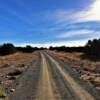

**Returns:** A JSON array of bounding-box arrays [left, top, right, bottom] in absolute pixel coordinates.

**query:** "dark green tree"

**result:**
[[0, 43, 16, 55]]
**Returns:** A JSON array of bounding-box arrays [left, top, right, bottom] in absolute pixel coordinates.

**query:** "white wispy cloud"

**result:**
[[52, 0, 100, 25], [43, 0, 100, 47], [83, 0, 100, 21], [57, 30, 94, 38], [16, 0, 100, 47]]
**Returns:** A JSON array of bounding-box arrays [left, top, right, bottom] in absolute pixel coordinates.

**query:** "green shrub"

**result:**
[[0, 85, 7, 98], [0, 43, 16, 56]]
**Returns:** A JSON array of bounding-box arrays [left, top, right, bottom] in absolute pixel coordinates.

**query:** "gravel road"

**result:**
[[7, 51, 100, 100]]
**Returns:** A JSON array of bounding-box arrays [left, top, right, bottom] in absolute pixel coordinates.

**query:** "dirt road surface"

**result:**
[[7, 51, 100, 100]]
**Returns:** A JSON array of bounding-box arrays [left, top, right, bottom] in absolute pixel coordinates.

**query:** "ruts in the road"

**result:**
[[8, 51, 100, 100]]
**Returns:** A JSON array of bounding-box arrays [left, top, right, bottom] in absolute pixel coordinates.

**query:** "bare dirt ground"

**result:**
[[0, 52, 38, 99], [49, 51, 100, 94], [6, 51, 100, 100], [35, 53, 61, 100], [0, 51, 99, 100]]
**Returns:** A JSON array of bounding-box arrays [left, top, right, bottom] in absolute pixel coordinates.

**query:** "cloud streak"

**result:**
[[83, 0, 100, 21], [51, 0, 100, 26], [43, 0, 100, 47], [57, 30, 95, 38]]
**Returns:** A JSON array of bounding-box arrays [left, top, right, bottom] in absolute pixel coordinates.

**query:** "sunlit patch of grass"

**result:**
[[0, 85, 7, 98]]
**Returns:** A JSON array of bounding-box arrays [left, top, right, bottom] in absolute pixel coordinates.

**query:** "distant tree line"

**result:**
[[0, 43, 16, 56], [16, 46, 39, 53], [85, 39, 100, 56], [49, 39, 100, 56], [49, 46, 85, 52], [0, 43, 45, 56], [0, 39, 100, 56]]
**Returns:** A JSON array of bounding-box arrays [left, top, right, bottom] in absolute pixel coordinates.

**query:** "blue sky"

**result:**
[[0, 0, 100, 47]]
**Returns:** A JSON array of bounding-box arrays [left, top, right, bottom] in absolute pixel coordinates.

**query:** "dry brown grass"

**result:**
[[0, 52, 35, 64], [0, 52, 38, 97], [0, 85, 7, 98], [49, 51, 100, 92]]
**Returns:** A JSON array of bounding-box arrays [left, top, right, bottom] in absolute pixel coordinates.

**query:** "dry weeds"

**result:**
[[0, 52, 38, 98], [49, 51, 100, 93]]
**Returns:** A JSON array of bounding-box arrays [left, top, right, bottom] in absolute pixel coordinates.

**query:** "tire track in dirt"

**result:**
[[45, 52, 97, 100], [35, 53, 61, 100], [6, 51, 99, 100], [7, 57, 41, 100]]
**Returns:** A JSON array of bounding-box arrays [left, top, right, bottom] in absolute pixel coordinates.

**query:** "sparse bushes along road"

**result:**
[[0, 43, 41, 56], [0, 43, 16, 56], [85, 39, 100, 56], [49, 38, 100, 57]]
